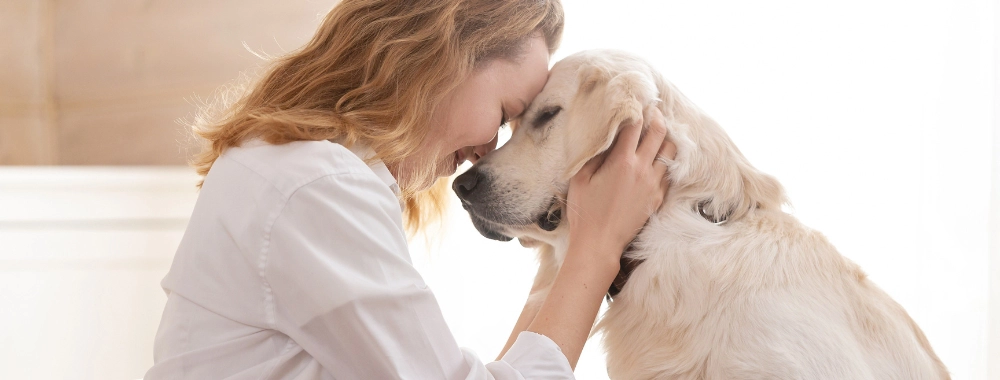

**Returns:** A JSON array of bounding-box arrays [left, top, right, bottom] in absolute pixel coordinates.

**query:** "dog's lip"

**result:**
[[462, 201, 553, 231], [459, 192, 562, 237], [468, 213, 513, 241], [463, 206, 529, 229], [462, 202, 548, 241], [459, 196, 529, 226]]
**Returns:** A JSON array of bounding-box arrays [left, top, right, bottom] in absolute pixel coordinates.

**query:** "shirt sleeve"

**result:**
[[264, 172, 575, 379]]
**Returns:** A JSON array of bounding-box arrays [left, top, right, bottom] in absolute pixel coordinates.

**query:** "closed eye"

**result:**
[[499, 107, 509, 128], [533, 106, 562, 128]]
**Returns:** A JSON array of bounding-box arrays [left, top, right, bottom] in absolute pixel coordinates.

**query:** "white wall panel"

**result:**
[[0, 167, 198, 379]]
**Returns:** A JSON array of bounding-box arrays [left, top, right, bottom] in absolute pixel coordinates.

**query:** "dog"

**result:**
[[452, 50, 949, 379]]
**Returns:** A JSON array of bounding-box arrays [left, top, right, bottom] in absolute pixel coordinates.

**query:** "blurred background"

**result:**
[[1, 0, 997, 379]]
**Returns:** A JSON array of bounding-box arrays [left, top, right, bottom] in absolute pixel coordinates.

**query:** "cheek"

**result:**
[[446, 107, 499, 149], [435, 71, 502, 151], [470, 120, 500, 146]]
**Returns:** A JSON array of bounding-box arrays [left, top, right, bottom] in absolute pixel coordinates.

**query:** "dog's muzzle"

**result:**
[[453, 167, 515, 241]]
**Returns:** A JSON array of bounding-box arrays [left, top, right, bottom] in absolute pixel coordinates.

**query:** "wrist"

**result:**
[[568, 228, 629, 259], [562, 241, 622, 285]]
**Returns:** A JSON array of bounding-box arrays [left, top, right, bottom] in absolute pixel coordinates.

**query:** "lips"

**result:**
[[468, 213, 513, 241], [452, 151, 462, 170]]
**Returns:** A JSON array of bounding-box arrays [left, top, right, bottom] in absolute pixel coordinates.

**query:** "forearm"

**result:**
[[525, 246, 618, 369], [498, 293, 544, 360]]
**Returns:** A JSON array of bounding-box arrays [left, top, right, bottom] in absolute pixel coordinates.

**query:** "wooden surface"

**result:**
[[0, 0, 338, 165]]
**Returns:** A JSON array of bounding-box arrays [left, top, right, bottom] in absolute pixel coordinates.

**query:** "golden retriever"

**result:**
[[453, 50, 949, 380]]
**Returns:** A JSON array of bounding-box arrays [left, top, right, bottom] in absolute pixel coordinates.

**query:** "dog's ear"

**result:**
[[692, 135, 788, 222], [577, 63, 611, 95], [707, 164, 786, 222], [562, 67, 660, 179], [737, 164, 786, 217]]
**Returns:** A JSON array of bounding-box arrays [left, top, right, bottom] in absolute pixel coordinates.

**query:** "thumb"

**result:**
[[574, 152, 606, 183]]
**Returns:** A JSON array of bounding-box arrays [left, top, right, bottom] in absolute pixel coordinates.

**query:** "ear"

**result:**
[[738, 164, 786, 215], [577, 63, 611, 94], [702, 159, 787, 222], [562, 68, 660, 179]]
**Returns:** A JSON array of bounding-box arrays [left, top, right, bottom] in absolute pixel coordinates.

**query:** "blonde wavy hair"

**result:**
[[190, 0, 563, 233]]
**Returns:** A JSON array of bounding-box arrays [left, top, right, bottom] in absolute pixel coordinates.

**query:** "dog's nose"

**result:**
[[453, 167, 481, 201]]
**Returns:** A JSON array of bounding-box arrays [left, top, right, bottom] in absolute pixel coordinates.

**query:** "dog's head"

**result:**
[[453, 50, 785, 246]]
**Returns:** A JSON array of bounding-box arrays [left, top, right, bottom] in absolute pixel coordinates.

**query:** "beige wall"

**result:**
[[0, 0, 338, 165], [0, 1, 55, 164]]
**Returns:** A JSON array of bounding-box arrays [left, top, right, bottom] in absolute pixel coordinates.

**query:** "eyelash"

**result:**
[[535, 106, 561, 128], [500, 108, 509, 129]]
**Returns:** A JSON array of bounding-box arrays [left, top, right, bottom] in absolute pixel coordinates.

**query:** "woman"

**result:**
[[146, 0, 674, 378]]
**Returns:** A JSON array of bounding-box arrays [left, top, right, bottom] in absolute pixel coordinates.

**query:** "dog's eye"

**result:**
[[533, 106, 562, 128]]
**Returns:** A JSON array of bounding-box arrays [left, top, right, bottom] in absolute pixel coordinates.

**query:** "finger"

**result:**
[[638, 108, 667, 162], [660, 133, 678, 160], [608, 117, 643, 161], [652, 140, 677, 178], [574, 151, 606, 182], [651, 141, 676, 213]]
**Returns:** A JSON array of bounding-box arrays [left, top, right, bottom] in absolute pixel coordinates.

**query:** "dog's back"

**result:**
[[597, 206, 949, 379]]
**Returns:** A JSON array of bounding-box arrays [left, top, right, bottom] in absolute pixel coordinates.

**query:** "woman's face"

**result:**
[[396, 36, 551, 185]]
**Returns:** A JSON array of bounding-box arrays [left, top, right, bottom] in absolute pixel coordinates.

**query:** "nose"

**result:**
[[469, 133, 500, 164], [453, 166, 481, 202]]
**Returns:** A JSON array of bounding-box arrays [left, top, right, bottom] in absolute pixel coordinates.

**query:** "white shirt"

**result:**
[[145, 140, 574, 379]]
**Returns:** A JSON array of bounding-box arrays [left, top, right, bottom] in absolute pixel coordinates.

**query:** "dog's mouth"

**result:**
[[462, 196, 564, 241], [466, 213, 514, 242]]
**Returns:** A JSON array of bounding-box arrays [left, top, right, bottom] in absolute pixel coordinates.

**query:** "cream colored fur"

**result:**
[[471, 50, 949, 379]]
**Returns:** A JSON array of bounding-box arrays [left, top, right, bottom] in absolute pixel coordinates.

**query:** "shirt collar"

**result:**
[[343, 143, 401, 197]]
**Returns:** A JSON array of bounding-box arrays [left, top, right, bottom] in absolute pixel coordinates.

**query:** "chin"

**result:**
[[435, 152, 462, 178], [393, 155, 458, 194], [440, 162, 459, 178]]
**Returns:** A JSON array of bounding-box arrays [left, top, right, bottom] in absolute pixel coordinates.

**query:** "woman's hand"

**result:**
[[565, 107, 676, 272], [524, 107, 675, 369]]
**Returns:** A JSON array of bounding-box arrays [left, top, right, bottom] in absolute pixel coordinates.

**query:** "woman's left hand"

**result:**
[[565, 107, 677, 270], [524, 107, 676, 369]]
